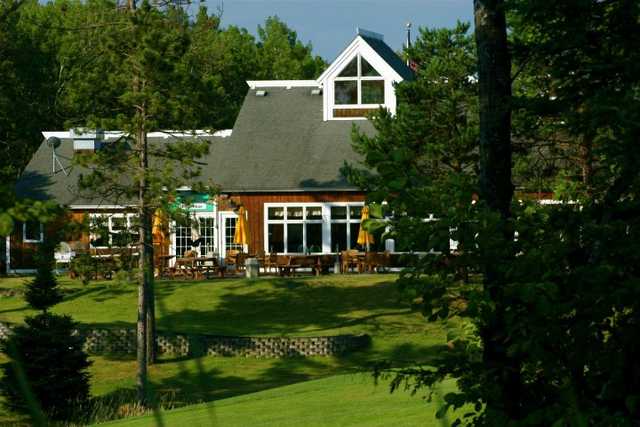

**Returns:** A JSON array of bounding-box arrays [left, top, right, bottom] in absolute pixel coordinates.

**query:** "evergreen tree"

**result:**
[[348, 2, 640, 425], [1, 242, 91, 424], [66, 0, 213, 403], [256, 16, 326, 80], [24, 240, 62, 311]]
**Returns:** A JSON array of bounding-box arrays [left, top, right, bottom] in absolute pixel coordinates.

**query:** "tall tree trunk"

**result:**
[[474, 0, 520, 421], [475, 0, 513, 218], [146, 262, 156, 364], [136, 126, 149, 404]]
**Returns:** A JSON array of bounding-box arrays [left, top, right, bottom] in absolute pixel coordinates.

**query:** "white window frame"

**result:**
[[218, 211, 246, 258], [88, 213, 139, 249], [331, 53, 387, 120], [263, 202, 365, 254], [23, 221, 44, 243], [170, 211, 218, 260]]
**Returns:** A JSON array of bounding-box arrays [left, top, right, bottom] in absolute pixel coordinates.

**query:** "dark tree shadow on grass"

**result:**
[[153, 277, 413, 337]]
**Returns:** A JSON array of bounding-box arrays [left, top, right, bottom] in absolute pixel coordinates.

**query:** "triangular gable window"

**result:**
[[361, 57, 381, 77], [338, 57, 358, 77], [333, 54, 386, 116]]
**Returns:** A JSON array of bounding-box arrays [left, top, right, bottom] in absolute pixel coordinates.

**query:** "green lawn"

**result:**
[[0, 274, 429, 338], [0, 274, 451, 425], [96, 374, 457, 427]]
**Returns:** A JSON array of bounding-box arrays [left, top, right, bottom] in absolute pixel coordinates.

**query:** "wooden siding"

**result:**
[[7, 192, 365, 270], [220, 192, 366, 254], [8, 213, 87, 270]]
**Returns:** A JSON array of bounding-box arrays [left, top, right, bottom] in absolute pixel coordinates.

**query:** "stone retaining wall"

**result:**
[[0, 322, 370, 358]]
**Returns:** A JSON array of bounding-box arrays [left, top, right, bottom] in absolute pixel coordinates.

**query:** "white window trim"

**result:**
[[263, 202, 365, 254], [332, 53, 386, 112], [217, 211, 246, 259], [23, 222, 44, 243], [170, 211, 218, 262], [89, 213, 139, 249]]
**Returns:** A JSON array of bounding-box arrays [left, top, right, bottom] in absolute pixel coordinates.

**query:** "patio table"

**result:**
[[194, 257, 226, 279]]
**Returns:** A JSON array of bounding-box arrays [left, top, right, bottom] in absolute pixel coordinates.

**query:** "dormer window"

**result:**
[[333, 54, 385, 118]]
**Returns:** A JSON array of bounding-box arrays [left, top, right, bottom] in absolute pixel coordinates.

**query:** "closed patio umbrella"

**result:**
[[152, 209, 168, 251], [357, 206, 375, 251], [233, 206, 249, 249]]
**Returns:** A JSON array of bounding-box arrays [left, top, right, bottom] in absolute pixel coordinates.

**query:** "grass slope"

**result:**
[[0, 275, 427, 338], [0, 275, 451, 425], [97, 374, 456, 427]]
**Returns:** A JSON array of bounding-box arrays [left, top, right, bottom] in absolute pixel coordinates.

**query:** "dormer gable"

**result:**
[[317, 29, 413, 121]]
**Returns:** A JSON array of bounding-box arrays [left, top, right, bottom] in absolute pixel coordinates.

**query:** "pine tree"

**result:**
[[24, 241, 62, 311], [1, 242, 91, 424]]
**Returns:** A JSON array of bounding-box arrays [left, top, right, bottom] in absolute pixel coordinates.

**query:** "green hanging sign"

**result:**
[[173, 192, 215, 212]]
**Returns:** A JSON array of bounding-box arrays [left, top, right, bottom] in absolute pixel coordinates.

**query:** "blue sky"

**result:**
[[202, 0, 473, 61]]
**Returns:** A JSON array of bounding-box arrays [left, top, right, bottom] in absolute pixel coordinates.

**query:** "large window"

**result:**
[[330, 205, 363, 252], [265, 205, 325, 254], [333, 54, 385, 118], [89, 214, 139, 248], [264, 203, 364, 254], [174, 215, 217, 258]]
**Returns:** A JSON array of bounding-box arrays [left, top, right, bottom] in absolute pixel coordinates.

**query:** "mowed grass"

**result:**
[[0, 274, 451, 425], [0, 274, 425, 338], [96, 374, 458, 427]]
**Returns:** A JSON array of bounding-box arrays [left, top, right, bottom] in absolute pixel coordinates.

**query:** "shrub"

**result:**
[[24, 242, 62, 311], [1, 313, 91, 422], [1, 240, 92, 424], [69, 253, 96, 285]]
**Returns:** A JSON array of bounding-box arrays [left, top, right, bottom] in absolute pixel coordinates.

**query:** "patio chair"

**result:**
[[224, 249, 239, 271], [236, 252, 249, 272], [341, 250, 360, 273], [363, 251, 391, 273], [255, 250, 277, 274]]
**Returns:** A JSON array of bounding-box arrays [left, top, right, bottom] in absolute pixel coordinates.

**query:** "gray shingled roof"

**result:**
[[15, 87, 373, 205], [15, 134, 228, 206], [202, 87, 374, 192], [360, 35, 415, 82]]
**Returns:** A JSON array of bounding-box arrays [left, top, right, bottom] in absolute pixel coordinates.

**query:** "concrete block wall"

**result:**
[[0, 322, 370, 358]]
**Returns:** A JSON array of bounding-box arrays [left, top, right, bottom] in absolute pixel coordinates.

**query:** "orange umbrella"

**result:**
[[233, 206, 249, 248], [357, 206, 374, 250]]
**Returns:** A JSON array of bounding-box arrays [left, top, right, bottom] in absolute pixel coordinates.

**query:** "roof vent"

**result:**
[[255, 90, 267, 97], [310, 88, 322, 96]]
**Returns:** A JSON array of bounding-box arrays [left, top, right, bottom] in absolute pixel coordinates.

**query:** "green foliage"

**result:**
[[1, 213, 91, 424], [1, 312, 91, 423], [0, 0, 58, 184], [347, 7, 640, 425], [510, 0, 640, 200], [69, 253, 96, 286], [256, 16, 327, 81], [24, 241, 63, 311], [344, 23, 479, 253]]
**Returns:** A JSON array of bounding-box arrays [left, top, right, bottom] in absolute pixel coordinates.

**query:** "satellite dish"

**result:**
[[46, 136, 68, 176], [47, 136, 61, 149]]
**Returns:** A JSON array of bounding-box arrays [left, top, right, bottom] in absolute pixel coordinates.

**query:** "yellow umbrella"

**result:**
[[233, 206, 249, 248], [357, 206, 375, 250], [152, 209, 168, 244], [152, 209, 168, 276]]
